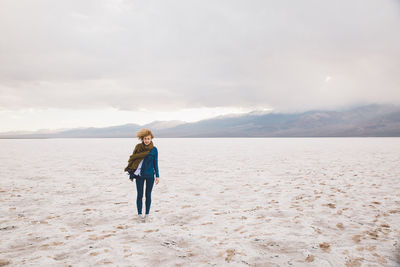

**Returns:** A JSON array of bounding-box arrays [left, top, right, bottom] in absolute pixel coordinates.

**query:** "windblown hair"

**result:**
[[136, 128, 154, 140]]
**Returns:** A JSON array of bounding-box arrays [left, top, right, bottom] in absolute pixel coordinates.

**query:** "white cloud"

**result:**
[[0, 0, 399, 130]]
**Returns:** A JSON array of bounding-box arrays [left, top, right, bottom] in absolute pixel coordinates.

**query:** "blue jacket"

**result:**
[[139, 147, 159, 178]]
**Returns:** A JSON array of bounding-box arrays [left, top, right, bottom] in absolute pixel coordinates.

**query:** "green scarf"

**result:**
[[124, 141, 154, 172]]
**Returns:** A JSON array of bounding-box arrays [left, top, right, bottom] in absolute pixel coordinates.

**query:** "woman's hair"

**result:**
[[136, 128, 154, 140]]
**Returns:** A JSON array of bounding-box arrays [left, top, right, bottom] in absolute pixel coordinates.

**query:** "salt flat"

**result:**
[[0, 137, 399, 266]]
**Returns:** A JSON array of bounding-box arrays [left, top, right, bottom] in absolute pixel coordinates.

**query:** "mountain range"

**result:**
[[1, 104, 400, 138]]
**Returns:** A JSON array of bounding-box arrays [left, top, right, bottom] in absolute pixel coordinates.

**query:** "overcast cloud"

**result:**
[[0, 0, 399, 130]]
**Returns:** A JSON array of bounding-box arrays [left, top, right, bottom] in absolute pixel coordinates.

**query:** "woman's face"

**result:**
[[143, 135, 152, 145]]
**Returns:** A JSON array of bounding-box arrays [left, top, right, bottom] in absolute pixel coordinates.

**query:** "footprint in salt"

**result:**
[[318, 242, 331, 252], [366, 245, 376, 251], [225, 249, 235, 263], [345, 257, 364, 267], [356, 246, 364, 251], [115, 225, 129, 230], [88, 233, 114, 241], [54, 253, 68, 261], [89, 252, 101, 256], [323, 203, 336, 209], [0, 260, 11, 266], [39, 242, 64, 250], [207, 236, 216, 241], [336, 222, 345, 230], [305, 254, 315, 262], [96, 259, 113, 265], [144, 229, 159, 233], [372, 252, 388, 265], [364, 229, 379, 240], [352, 234, 362, 243], [234, 225, 245, 232]]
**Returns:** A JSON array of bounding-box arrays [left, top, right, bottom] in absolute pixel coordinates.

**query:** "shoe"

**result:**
[[144, 214, 152, 222], [137, 214, 144, 223]]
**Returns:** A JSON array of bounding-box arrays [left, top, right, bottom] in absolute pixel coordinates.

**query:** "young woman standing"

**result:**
[[124, 128, 160, 222]]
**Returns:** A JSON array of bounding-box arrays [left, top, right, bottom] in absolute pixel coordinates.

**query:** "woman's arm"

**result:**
[[153, 148, 159, 178]]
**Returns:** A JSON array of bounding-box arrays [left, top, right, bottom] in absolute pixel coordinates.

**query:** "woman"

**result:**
[[124, 128, 160, 223]]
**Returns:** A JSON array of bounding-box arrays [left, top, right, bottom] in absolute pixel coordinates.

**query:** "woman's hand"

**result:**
[[155, 178, 160, 185]]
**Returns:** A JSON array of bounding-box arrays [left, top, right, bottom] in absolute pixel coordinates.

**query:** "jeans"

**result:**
[[134, 175, 155, 215]]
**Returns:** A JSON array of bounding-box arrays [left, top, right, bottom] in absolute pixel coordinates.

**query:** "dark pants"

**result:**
[[134, 175, 155, 215]]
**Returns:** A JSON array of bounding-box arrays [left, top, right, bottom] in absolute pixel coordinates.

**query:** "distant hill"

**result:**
[[1, 104, 400, 138]]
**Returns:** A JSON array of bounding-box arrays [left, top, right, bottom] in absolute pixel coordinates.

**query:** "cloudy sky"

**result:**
[[1, 0, 399, 132]]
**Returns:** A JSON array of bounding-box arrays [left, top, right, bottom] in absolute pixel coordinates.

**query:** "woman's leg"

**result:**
[[144, 176, 155, 214], [135, 176, 145, 214]]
